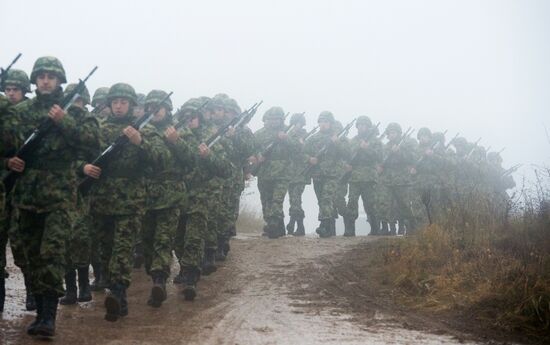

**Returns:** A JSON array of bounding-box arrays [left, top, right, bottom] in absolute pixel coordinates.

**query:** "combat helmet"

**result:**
[[145, 90, 173, 111], [0, 69, 30, 93], [263, 106, 285, 122], [92, 87, 109, 107], [30, 56, 67, 84], [107, 83, 137, 106], [290, 112, 306, 126], [318, 111, 335, 123], [64, 83, 90, 105], [355, 116, 372, 127]]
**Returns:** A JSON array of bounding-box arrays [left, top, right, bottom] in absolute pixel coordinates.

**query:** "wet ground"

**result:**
[[1, 233, 487, 345]]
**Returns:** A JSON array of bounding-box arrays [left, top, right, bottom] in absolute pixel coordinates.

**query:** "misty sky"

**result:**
[[3, 0, 549, 173]]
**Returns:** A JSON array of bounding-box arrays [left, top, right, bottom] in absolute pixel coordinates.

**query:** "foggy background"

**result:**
[[3, 0, 549, 233]]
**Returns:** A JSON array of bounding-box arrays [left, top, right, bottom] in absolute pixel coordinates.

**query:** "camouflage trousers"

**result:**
[[65, 209, 92, 270], [258, 178, 288, 226], [347, 181, 379, 228], [2, 205, 27, 273], [287, 182, 306, 219], [217, 181, 241, 241], [204, 187, 222, 251], [313, 177, 338, 220], [18, 208, 71, 297], [175, 198, 207, 271], [142, 207, 179, 278], [378, 184, 416, 228], [92, 214, 141, 287], [332, 180, 349, 219]]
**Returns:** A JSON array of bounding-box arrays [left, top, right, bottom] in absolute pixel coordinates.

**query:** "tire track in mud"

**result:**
[[1, 233, 482, 345]]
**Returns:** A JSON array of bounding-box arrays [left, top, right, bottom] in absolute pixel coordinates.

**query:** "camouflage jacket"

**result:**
[[348, 132, 383, 183], [227, 126, 257, 187], [414, 141, 448, 188], [7, 88, 100, 213], [89, 113, 153, 216], [380, 136, 416, 186], [254, 125, 300, 181], [288, 127, 310, 184], [303, 129, 348, 179], [142, 119, 187, 211]]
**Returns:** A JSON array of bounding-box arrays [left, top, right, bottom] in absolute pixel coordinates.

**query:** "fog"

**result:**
[[3, 0, 549, 231]]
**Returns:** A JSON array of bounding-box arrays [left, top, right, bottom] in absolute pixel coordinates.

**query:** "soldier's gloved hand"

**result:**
[[198, 143, 210, 157], [309, 157, 318, 165], [360, 140, 370, 149], [48, 104, 66, 123], [345, 164, 352, 172], [164, 126, 179, 144], [257, 154, 265, 163], [84, 164, 102, 179], [226, 126, 236, 137], [123, 126, 142, 145], [278, 131, 288, 140], [7, 157, 25, 172], [248, 155, 258, 165]]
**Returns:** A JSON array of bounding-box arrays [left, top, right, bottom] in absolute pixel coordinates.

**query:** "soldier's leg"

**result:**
[[179, 208, 206, 301], [314, 178, 336, 237], [141, 210, 156, 275], [363, 183, 380, 235], [270, 180, 288, 238], [345, 182, 361, 236]]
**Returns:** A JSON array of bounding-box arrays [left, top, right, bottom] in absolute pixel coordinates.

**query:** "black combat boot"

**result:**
[[0, 273, 5, 313], [60, 270, 77, 305], [343, 218, 356, 237], [77, 266, 92, 302], [216, 237, 227, 262], [286, 216, 296, 235], [148, 272, 167, 308], [24, 273, 36, 311], [329, 218, 336, 236], [315, 220, 330, 238], [266, 221, 280, 239], [104, 283, 125, 322], [34, 294, 58, 338], [182, 267, 200, 301], [293, 218, 305, 236], [26, 295, 43, 336], [202, 249, 217, 276]]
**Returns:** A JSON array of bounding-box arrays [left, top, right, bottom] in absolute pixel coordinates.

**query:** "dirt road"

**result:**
[[1, 233, 482, 345]]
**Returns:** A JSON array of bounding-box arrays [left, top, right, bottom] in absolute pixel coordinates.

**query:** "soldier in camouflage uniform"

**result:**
[[331, 121, 352, 235], [59, 84, 100, 306], [378, 123, 417, 235], [344, 116, 383, 236], [5, 57, 99, 337], [253, 106, 299, 239], [140, 90, 187, 308], [91, 87, 111, 119], [1, 69, 33, 312], [286, 113, 309, 236], [86, 83, 157, 322], [169, 98, 232, 300], [303, 111, 347, 238], [0, 94, 9, 313]]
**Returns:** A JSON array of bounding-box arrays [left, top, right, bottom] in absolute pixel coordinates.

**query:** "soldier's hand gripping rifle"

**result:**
[[206, 101, 263, 148], [339, 122, 381, 183], [300, 118, 356, 176], [78, 91, 173, 195], [3, 66, 98, 193], [0, 53, 22, 89], [380, 127, 414, 166]]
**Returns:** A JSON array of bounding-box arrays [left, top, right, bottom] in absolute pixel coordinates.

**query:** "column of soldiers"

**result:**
[[0, 55, 516, 339], [0, 56, 256, 337]]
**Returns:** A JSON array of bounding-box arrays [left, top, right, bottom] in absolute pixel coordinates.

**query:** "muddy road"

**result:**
[[1, 234, 484, 345]]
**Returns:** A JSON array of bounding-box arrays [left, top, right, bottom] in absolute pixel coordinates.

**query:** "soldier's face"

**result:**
[[36, 72, 59, 94], [187, 116, 200, 129], [151, 106, 167, 122], [357, 124, 369, 135], [419, 135, 431, 145], [111, 98, 131, 116], [213, 107, 225, 120], [388, 130, 400, 141], [133, 105, 145, 118], [319, 120, 331, 132], [4, 85, 24, 104], [73, 98, 85, 109]]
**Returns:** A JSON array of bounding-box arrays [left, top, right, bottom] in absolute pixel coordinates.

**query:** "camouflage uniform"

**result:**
[[345, 116, 383, 235], [331, 121, 352, 228], [303, 111, 347, 237], [254, 107, 300, 239], [378, 123, 417, 235]]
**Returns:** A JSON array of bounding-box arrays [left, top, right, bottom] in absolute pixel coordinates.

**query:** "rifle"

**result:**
[[300, 118, 356, 176], [445, 132, 460, 150], [206, 101, 262, 148], [416, 129, 448, 165], [497, 147, 506, 155], [3, 66, 98, 193], [304, 125, 319, 141], [465, 137, 482, 159], [0, 53, 22, 88], [172, 100, 210, 130], [502, 164, 522, 177], [380, 127, 414, 166], [339, 122, 381, 183], [78, 91, 173, 195], [237, 101, 263, 128]]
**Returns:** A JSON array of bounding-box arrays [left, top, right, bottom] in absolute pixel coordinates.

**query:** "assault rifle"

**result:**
[[502, 164, 522, 177], [465, 137, 482, 159], [172, 100, 210, 130], [339, 122, 381, 183], [206, 101, 262, 148], [416, 129, 448, 165], [304, 125, 319, 141], [0, 53, 22, 89], [3, 66, 98, 193], [300, 118, 356, 176], [445, 132, 460, 150], [78, 91, 173, 195], [380, 127, 414, 166]]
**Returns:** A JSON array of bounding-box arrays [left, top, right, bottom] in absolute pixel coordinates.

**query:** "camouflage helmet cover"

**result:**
[[417, 127, 432, 139], [92, 87, 110, 107], [290, 112, 306, 126], [452, 137, 468, 148], [64, 83, 91, 105], [107, 82, 137, 106], [179, 97, 204, 120], [30, 56, 67, 84], [1, 69, 30, 93], [318, 110, 335, 123], [145, 89, 173, 111], [355, 115, 372, 127], [386, 122, 402, 135], [263, 106, 285, 121], [224, 98, 241, 114]]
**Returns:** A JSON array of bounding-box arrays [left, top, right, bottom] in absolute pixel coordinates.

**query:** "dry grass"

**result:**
[[373, 174, 550, 342]]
